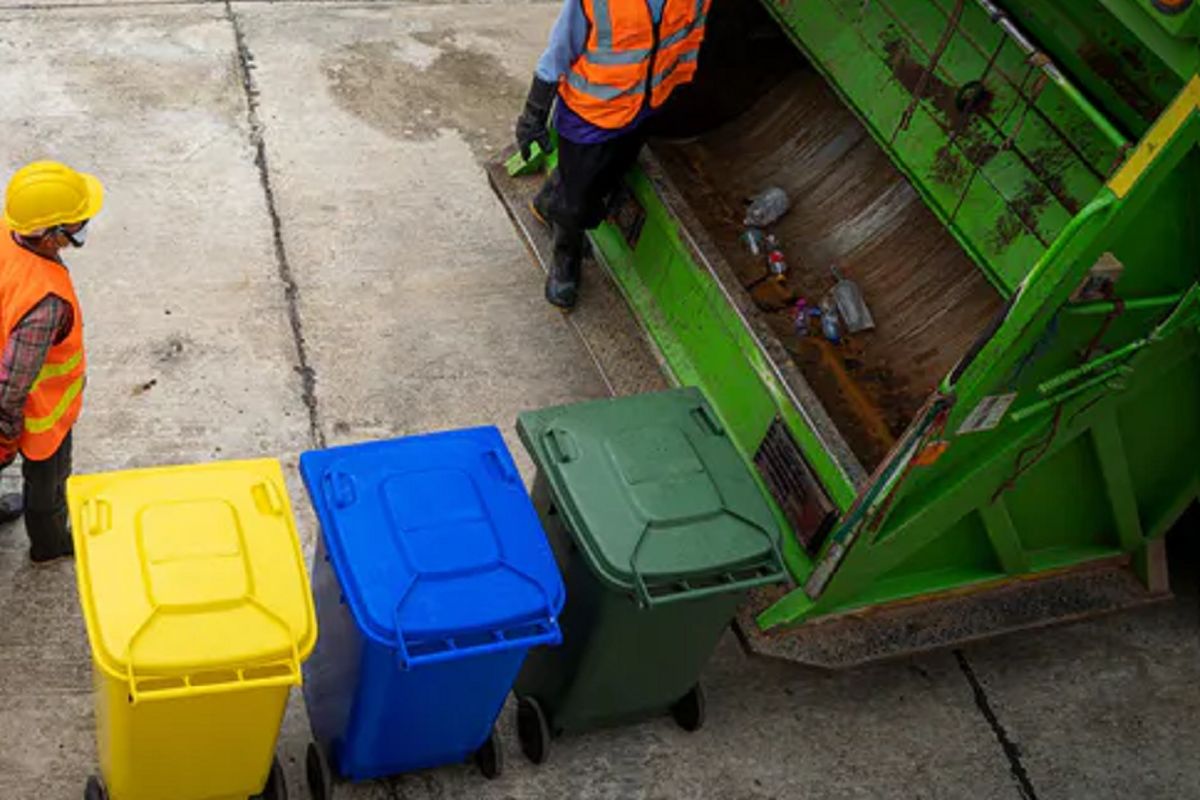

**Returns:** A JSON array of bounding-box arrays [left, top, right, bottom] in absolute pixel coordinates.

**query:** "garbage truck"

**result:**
[[490, 0, 1200, 667]]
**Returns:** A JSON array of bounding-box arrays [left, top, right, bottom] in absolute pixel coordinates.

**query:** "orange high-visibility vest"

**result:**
[[0, 224, 86, 460], [559, 0, 711, 130]]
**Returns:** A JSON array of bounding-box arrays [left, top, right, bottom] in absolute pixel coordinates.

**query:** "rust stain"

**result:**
[[989, 177, 1054, 251], [991, 211, 1025, 250], [881, 35, 994, 131], [879, 27, 1093, 256], [883, 35, 962, 126], [1119, 46, 1146, 73], [801, 338, 897, 451], [1010, 180, 1050, 236], [962, 140, 999, 166], [1024, 145, 1087, 215], [931, 145, 968, 186], [881, 31, 1002, 189], [1077, 42, 1163, 123], [1043, 174, 1080, 215]]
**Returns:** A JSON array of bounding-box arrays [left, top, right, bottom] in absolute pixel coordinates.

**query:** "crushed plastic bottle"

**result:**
[[819, 296, 841, 344], [741, 227, 766, 256], [831, 265, 875, 333], [765, 234, 787, 276], [744, 187, 790, 228], [793, 298, 810, 334], [793, 300, 821, 337]]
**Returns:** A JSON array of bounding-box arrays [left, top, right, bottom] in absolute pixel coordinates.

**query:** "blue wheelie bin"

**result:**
[[298, 427, 566, 797]]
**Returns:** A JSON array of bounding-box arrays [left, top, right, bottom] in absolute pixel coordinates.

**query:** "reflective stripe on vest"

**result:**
[[593, 0, 613, 49], [560, 0, 709, 130], [566, 71, 642, 102], [30, 350, 82, 393], [24, 374, 84, 434], [658, 11, 706, 50], [652, 49, 699, 89]]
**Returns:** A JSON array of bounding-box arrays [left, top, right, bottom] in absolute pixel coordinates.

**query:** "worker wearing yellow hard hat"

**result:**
[[0, 161, 102, 565]]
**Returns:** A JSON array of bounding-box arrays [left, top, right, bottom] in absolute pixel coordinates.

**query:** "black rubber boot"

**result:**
[[0, 493, 23, 525], [529, 172, 559, 229], [28, 507, 73, 566], [546, 223, 583, 310], [30, 534, 73, 566]]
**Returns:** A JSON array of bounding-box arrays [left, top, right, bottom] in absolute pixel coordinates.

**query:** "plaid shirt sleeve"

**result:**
[[0, 295, 73, 453]]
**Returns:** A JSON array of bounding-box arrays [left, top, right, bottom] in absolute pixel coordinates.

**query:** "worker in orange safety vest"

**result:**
[[516, 0, 710, 309], [0, 161, 102, 565]]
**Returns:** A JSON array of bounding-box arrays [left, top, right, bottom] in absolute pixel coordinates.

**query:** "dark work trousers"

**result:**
[[539, 129, 646, 274], [22, 431, 73, 561]]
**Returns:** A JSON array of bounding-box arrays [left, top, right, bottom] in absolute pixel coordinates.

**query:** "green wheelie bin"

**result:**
[[514, 387, 786, 762]]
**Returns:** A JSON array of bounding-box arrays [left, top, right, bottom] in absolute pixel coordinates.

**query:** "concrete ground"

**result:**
[[0, 1, 1196, 798]]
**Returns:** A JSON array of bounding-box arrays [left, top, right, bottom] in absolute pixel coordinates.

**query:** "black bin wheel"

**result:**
[[306, 742, 333, 800], [84, 775, 108, 800], [252, 755, 288, 800], [516, 695, 551, 765], [474, 726, 504, 779], [670, 683, 706, 733]]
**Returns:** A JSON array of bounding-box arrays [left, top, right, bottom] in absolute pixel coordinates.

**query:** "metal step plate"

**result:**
[[735, 556, 1171, 669], [485, 157, 668, 399]]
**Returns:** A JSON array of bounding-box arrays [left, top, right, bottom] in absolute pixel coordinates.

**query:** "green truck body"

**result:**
[[494, 0, 1200, 664]]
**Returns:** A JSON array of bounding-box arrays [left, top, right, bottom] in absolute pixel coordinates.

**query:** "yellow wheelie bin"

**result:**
[[68, 459, 317, 800]]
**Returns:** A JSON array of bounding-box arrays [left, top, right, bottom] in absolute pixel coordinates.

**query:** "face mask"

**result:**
[[64, 223, 89, 248]]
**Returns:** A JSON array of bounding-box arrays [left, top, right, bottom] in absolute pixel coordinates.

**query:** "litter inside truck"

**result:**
[[652, 62, 1004, 469], [490, 0, 1200, 667]]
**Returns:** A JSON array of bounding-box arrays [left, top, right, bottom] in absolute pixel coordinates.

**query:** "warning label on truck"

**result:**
[[957, 393, 1017, 435]]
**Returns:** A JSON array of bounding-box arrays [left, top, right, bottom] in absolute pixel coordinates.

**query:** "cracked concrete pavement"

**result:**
[[0, 2, 1196, 798]]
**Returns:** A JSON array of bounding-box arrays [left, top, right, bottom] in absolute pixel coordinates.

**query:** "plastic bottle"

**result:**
[[741, 228, 766, 256], [793, 298, 810, 335], [766, 234, 787, 276], [820, 296, 841, 343], [831, 264, 875, 333], [744, 187, 790, 227]]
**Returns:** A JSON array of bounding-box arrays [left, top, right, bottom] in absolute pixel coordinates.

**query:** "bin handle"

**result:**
[[251, 480, 286, 516], [82, 498, 111, 537], [627, 512, 786, 608], [543, 428, 577, 464], [484, 448, 519, 484], [390, 560, 560, 671], [322, 470, 357, 509], [123, 597, 300, 705], [392, 614, 561, 671], [690, 404, 724, 436]]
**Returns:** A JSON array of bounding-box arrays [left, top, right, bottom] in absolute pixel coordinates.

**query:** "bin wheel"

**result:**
[[474, 727, 504, 779], [671, 684, 706, 733], [84, 775, 108, 800], [306, 742, 333, 800], [516, 695, 551, 765], [253, 755, 288, 800]]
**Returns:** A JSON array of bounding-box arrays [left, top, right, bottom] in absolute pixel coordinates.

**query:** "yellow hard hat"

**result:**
[[4, 161, 104, 235]]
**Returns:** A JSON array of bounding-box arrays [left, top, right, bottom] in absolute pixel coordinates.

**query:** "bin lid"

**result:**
[[517, 388, 784, 604], [299, 427, 564, 661], [67, 459, 317, 680]]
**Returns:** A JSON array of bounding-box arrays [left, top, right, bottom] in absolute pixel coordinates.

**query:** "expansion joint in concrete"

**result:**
[[224, 0, 326, 449], [955, 650, 1040, 800]]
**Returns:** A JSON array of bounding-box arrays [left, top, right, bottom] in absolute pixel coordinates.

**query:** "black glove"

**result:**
[[515, 75, 558, 160]]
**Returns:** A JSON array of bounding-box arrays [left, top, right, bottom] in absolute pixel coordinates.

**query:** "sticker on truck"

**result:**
[[957, 393, 1017, 434]]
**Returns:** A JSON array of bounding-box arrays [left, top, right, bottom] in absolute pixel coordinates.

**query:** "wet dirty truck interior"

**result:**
[[646, 0, 1103, 471]]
